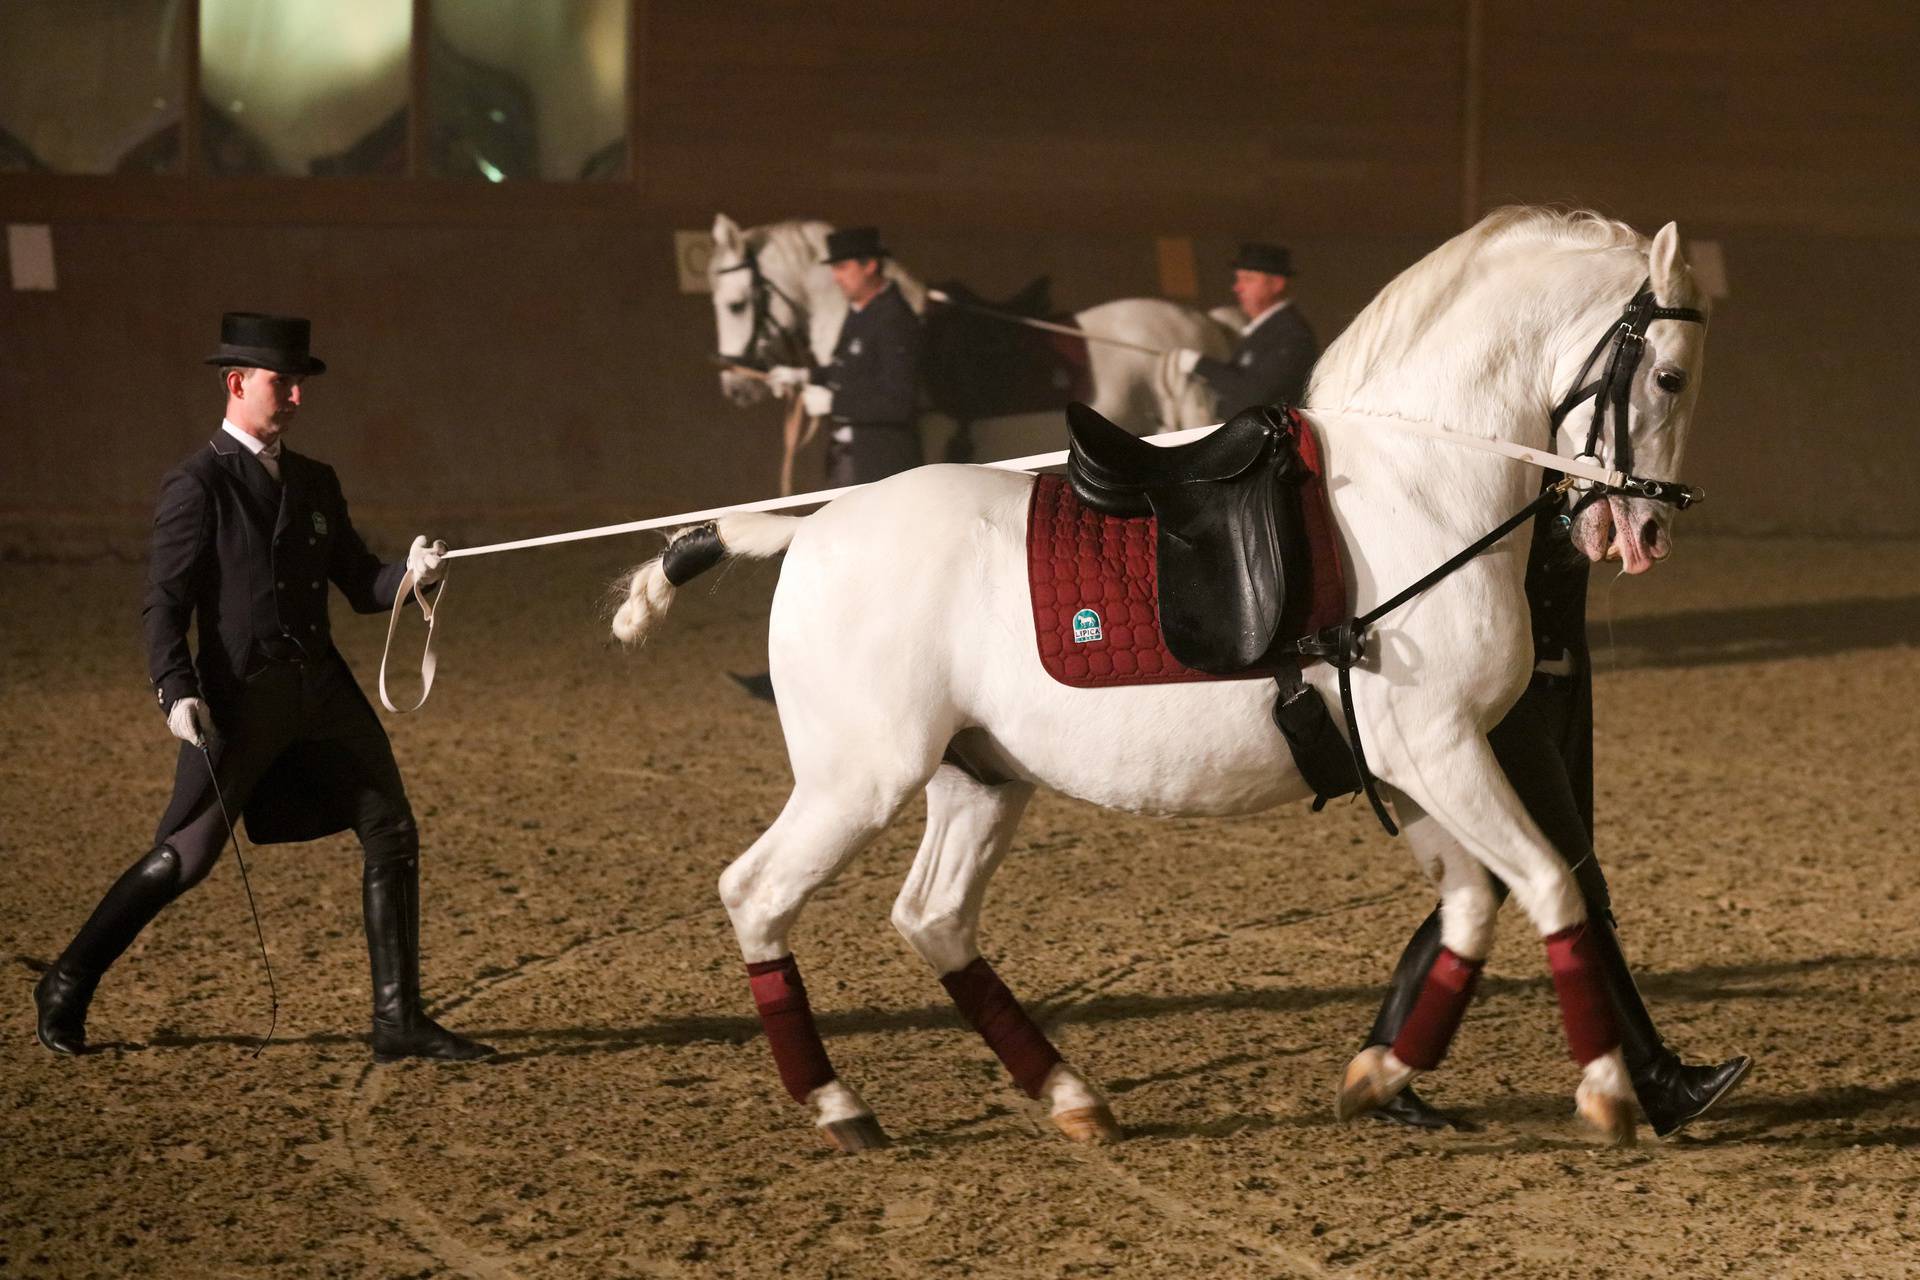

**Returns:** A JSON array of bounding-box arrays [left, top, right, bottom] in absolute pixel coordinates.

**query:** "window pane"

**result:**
[[200, 0, 411, 176], [0, 0, 184, 174], [427, 0, 628, 182]]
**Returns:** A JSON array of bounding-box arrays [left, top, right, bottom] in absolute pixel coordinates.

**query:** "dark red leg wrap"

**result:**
[[746, 956, 836, 1104], [1390, 947, 1484, 1071], [1545, 923, 1622, 1064], [940, 956, 1063, 1099]]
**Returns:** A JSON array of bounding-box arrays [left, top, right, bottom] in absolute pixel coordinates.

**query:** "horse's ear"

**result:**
[[1649, 221, 1686, 300], [712, 213, 742, 254]]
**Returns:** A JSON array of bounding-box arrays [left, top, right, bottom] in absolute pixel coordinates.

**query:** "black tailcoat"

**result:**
[[816, 282, 924, 427], [144, 430, 411, 845], [1193, 303, 1319, 417]]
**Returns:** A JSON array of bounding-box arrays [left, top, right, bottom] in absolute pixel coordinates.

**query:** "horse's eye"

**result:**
[[727, 302, 748, 316], [1655, 368, 1688, 394]]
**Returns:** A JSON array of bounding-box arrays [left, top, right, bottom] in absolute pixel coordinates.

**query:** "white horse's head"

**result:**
[[1312, 208, 1712, 576], [1553, 222, 1710, 573], [709, 213, 814, 407]]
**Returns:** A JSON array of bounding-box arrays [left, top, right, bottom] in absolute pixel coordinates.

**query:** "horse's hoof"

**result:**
[[1336, 1045, 1408, 1123], [1577, 1091, 1638, 1147], [819, 1116, 892, 1153], [1053, 1104, 1122, 1144]]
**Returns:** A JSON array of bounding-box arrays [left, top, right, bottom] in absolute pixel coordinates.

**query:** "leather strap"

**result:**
[[378, 569, 442, 714], [1300, 481, 1570, 836]]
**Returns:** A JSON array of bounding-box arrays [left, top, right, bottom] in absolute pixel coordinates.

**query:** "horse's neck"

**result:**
[[1312, 252, 1637, 509], [755, 220, 930, 363], [1307, 253, 1637, 598]]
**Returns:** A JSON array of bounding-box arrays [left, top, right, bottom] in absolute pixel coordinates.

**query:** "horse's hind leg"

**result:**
[[890, 765, 1120, 1144], [1339, 813, 1499, 1121], [719, 783, 902, 1152]]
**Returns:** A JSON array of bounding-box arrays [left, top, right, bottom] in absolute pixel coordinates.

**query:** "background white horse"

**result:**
[[635, 208, 1709, 1152], [707, 213, 1233, 444]]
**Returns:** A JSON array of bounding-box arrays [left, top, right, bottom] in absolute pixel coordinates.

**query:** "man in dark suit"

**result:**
[[1175, 242, 1319, 417], [768, 226, 924, 486], [33, 312, 492, 1063]]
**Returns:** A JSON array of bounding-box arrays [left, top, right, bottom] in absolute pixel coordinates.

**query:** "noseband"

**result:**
[[715, 248, 809, 370], [1549, 280, 1707, 513]]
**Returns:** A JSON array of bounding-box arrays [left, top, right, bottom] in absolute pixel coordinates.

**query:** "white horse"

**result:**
[[633, 207, 1710, 1151], [707, 213, 1232, 436]]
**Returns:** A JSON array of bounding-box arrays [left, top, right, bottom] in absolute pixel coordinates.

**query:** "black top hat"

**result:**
[[203, 312, 327, 376], [823, 226, 889, 264], [1231, 242, 1295, 277]]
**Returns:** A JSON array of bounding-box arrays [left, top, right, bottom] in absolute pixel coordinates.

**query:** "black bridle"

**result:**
[[714, 247, 810, 371], [1299, 281, 1709, 836], [1548, 279, 1707, 516]]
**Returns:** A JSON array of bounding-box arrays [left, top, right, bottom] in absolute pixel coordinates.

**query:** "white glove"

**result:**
[[767, 366, 812, 394], [802, 384, 834, 418], [407, 535, 448, 588], [1174, 348, 1203, 377], [167, 697, 213, 748]]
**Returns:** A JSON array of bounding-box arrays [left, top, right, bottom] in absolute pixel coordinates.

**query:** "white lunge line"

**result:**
[[380, 413, 1623, 711]]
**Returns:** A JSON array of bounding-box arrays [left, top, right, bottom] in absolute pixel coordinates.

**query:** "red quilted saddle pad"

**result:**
[[1026, 415, 1347, 688]]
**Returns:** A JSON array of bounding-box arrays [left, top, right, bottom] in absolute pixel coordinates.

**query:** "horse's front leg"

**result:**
[[890, 766, 1120, 1143], [1383, 730, 1636, 1145], [1338, 812, 1499, 1120]]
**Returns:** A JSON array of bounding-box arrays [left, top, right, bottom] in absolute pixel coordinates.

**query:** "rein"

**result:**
[[924, 288, 1173, 358]]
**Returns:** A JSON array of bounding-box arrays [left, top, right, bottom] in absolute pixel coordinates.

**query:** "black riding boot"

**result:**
[[364, 855, 494, 1062], [1362, 910, 1463, 1130], [34, 845, 184, 1054], [1588, 918, 1750, 1137]]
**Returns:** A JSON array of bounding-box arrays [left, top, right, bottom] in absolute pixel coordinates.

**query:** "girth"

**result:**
[[1066, 402, 1313, 674]]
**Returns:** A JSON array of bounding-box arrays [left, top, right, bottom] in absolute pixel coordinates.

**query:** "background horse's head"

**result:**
[[708, 213, 813, 407], [1553, 222, 1710, 573]]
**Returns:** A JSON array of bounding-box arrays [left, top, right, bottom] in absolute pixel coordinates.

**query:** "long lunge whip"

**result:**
[[196, 739, 279, 1056]]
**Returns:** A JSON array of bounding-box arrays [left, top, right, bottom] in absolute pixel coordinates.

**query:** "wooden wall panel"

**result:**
[[641, 0, 1465, 234], [1481, 1, 1920, 234]]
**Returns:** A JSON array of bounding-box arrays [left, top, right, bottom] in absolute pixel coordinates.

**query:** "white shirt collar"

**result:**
[[221, 419, 280, 457], [1241, 298, 1293, 336]]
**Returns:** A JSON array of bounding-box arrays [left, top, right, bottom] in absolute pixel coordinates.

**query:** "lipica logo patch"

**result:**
[[1072, 608, 1103, 643]]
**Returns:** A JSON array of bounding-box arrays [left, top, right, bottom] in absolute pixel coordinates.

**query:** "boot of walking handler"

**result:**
[[1588, 918, 1751, 1136], [1356, 912, 1465, 1130], [34, 845, 185, 1054], [363, 854, 494, 1062]]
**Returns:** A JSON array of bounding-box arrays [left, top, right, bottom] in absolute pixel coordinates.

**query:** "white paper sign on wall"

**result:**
[[1687, 240, 1729, 300], [8, 224, 57, 291], [675, 230, 714, 294]]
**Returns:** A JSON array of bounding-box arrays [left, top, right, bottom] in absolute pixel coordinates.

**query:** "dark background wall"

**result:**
[[3, 0, 1916, 556]]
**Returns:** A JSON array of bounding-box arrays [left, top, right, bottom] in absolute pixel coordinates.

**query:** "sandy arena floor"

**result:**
[[2, 532, 1917, 1278]]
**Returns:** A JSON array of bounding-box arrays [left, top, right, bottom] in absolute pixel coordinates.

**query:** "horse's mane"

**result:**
[[1308, 206, 1654, 423]]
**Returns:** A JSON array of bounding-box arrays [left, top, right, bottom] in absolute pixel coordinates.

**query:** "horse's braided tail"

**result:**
[[610, 513, 801, 646]]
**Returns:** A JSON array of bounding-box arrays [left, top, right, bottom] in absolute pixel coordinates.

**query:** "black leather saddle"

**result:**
[[1066, 402, 1314, 674]]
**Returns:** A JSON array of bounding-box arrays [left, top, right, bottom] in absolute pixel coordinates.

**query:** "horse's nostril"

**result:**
[[1640, 517, 1663, 554]]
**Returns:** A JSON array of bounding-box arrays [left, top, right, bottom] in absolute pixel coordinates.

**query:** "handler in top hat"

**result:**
[[767, 226, 924, 486], [32, 312, 492, 1063], [1175, 242, 1319, 417]]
